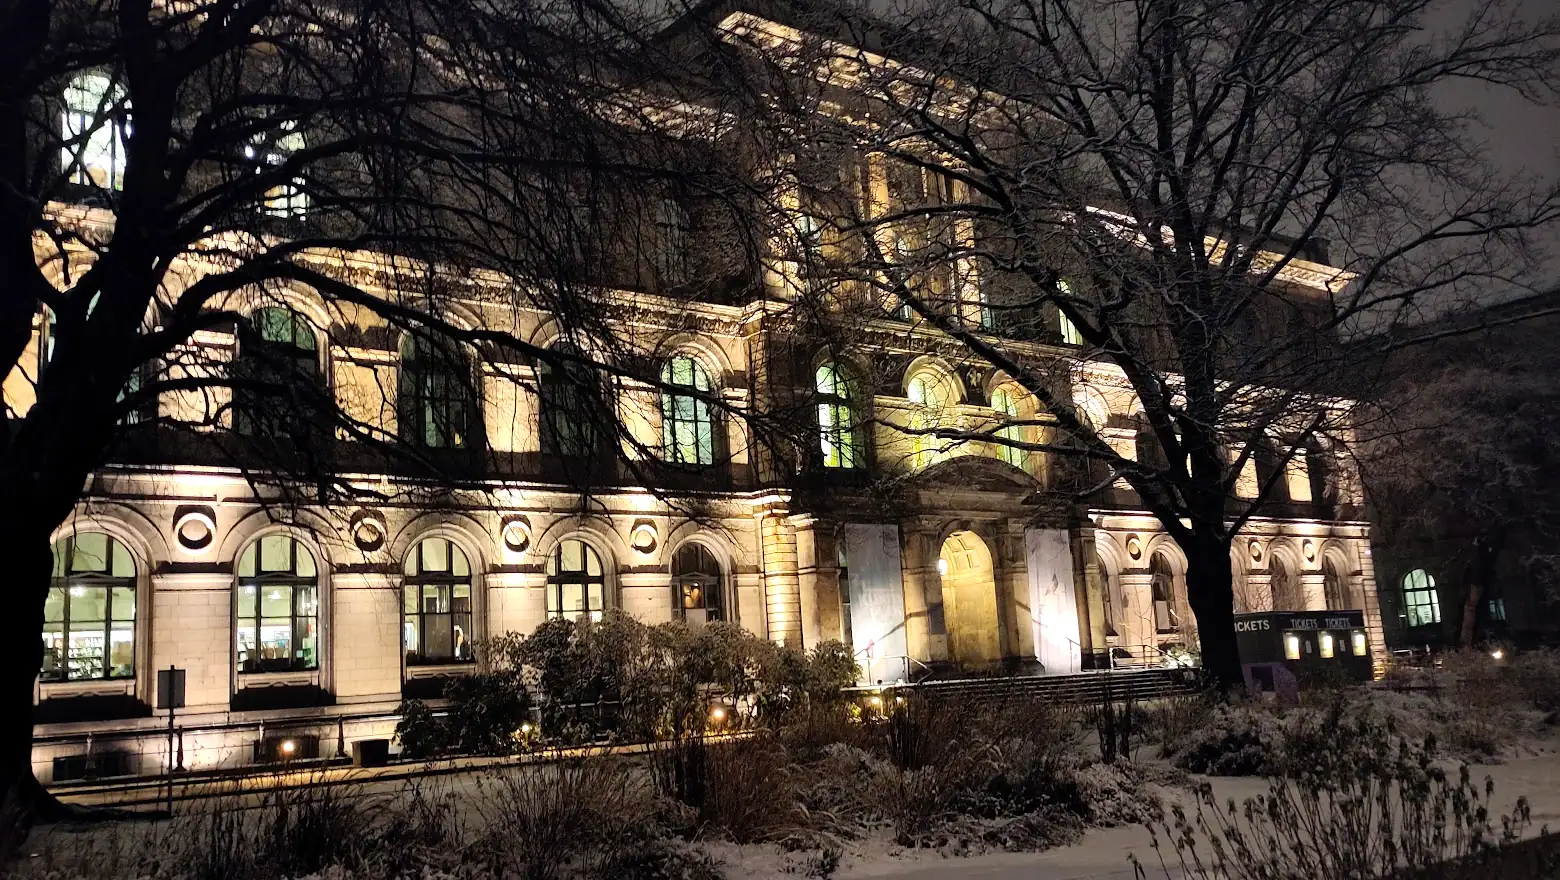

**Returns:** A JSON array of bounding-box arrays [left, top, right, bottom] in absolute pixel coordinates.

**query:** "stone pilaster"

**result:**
[[755, 497, 802, 648]]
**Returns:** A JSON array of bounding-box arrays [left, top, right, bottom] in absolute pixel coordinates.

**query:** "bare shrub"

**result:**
[[1136, 706, 1535, 879], [651, 734, 804, 844]]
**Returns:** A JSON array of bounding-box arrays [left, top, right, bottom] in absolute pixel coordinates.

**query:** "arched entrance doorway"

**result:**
[[938, 531, 1002, 665]]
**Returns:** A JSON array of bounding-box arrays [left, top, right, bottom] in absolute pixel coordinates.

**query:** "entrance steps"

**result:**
[[853, 666, 1203, 705]]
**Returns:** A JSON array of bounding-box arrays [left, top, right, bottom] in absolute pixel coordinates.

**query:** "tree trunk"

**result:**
[[1181, 533, 1243, 692], [1459, 533, 1503, 649], [0, 520, 55, 835]]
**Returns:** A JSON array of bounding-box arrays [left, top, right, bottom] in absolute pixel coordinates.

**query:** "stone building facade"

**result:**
[[7, 7, 1384, 784]]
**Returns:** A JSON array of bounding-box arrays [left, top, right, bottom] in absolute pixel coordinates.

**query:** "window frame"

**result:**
[[546, 538, 607, 623], [245, 125, 309, 217], [402, 538, 476, 666], [235, 534, 321, 675], [905, 370, 953, 470], [1149, 554, 1178, 634], [61, 71, 131, 191], [398, 334, 477, 451], [1402, 569, 1441, 628], [539, 341, 606, 458], [815, 362, 863, 469], [660, 354, 717, 466], [235, 306, 323, 437], [990, 386, 1026, 469], [671, 542, 727, 625], [43, 533, 138, 683]]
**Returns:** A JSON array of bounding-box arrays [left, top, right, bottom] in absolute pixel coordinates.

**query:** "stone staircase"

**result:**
[[852, 666, 1203, 705]]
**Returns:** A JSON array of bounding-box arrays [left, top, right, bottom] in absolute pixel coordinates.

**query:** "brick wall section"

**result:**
[[332, 574, 400, 701], [150, 573, 231, 711]]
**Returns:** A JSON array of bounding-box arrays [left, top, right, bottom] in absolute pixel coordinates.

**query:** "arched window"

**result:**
[[1270, 557, 1297, 610], [235, 307, 322, 437], [547, 539, 605, 623], [816, 362, 861, 469], [44, 533, 136, 682], [403, 538, 474, 665], [236, 535, 319, 673], [1150, 553, 1177, 633], [539, 341, 604, 458], [62, 72, 129, 190], [246, 125, 307, 217], [1323, 558, 1349, 610], [1056, 281, 1084, 345], [1402, 569, 1440, 627], [673, 542, 725, 625], [990, 386, 1026, 469], [398, 334, 475, 450], [654, 198, 690, 284], [1096, 554, 1117, 637], [906, 370, 953, 469], [660, 354, 715, 466]]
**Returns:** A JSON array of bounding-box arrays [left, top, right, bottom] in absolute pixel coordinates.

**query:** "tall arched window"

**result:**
[[1323, 558, 1349, 610], [661, 354, 715, 466], [62, 72, 130, 190], [403, 538, 474, 665], [1402, 569, 1440, 627], [539, 342, 604, 458], [235, 306, 322, 437], [547, 539, 605, 623], [1096, 554, 1117, 637], [816, 362, 861, 469], [246, 125, 307, 217], [990, 386, 1025, 469], [44, 533, 136, 682], [673, 542, 725, 625], [1056, 281, 1085, 345], [906, 370, 953, 470], [1270, 557, 1297, 610], [399, 335, 476, 450], [1150, 552, 1177, 633], [236, 535, 319, 673]]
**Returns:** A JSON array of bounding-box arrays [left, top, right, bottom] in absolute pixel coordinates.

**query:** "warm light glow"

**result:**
[[280, 739, 297, 756], [936, 557, 949, 576], [710, 706, 726, 721], [1491, 649, 1505, 661], [1284, 634, 1301, 661], [868, 695, 882, 708], [1319, 632, 1335, 659], [1352, 631, 1368, 657], [520, 723, 532, 734]]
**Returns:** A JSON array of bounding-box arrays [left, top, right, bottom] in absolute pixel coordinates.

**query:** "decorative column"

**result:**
[[1244, 573, 1274, 613], [754, 495, 802, 648], [899, 522, 942, 664], [791, 515, 822, 649], [1072, 527, 1106, 657], [1116, 571, 1156, 656]]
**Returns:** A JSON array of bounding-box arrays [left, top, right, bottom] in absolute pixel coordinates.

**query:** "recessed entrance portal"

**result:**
[[938, 531, 1002, 665]]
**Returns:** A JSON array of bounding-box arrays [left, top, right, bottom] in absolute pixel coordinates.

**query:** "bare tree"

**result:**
[[1362, 302, 1560, 647], [717, 0, 1560, 687], [0, 0, 770, 818]]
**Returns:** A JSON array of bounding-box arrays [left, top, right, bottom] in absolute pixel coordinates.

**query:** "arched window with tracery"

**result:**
[[906, 369, 954, 469], [1096, 553, 1118, 637], [673, 542, 726, 625], [44, 533, 137, 682], [235, 306, 323, 438], [548, 538, 605, 623], [403, 538, 474, 665], [816, 362, 862, 469], [61, 72, 129, 190], [661, 354, 716, 466], [1270, 557, 1298, 610], [398, 334, 476, 450], [1150, 552, 1177, 633], [540, 341, 605, 458], [236, 534, 319, 673], [1323, 557, 1350, 610], [990, 386, 1026, 469], [1403, 569, 1440, 628]]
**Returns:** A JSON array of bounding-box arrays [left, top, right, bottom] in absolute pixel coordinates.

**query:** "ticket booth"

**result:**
[[1235, 610, 1372, 699]]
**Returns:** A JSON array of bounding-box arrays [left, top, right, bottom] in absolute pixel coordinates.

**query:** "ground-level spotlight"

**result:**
[[868, 694, 882, 708], [711, 706, 726, 722], [1491, 649, 1506, 661], [520, 723, 533, 734], [280, 739, 297, 758]]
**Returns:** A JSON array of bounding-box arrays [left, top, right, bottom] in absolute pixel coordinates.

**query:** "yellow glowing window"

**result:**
[[1319, 632, 1335, 659], [1352, 631, 1368, 656], [1284, 633, 1301, 660]]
